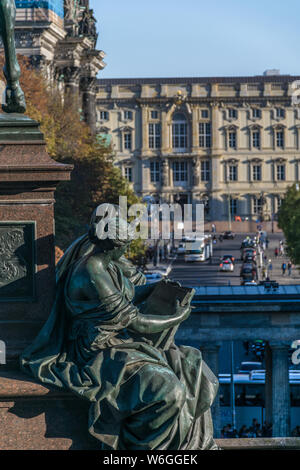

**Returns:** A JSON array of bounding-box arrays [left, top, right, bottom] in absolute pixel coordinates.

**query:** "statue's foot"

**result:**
[[2, 83, 26, 113]]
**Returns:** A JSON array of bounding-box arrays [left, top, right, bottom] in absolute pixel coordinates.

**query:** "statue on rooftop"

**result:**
[[20, 207, 219, 450], [0, 0, 26, 113]]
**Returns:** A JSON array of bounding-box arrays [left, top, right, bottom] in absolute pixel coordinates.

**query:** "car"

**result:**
[[242, 248, 257, 261], [241, 280, 258, 286], [144, 271, 163, 284], [244, 254, 257, 263], [240, 262, 258, 280], [220, 259, 234, 272], [221, 254, 235, 264], [177, 243, 186, 254], [223, 231, 235, 239]]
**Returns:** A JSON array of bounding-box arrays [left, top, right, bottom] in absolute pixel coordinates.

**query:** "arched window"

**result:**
[[172, 113, 188, 151]]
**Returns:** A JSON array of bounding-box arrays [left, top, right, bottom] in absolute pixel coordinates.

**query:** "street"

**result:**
[[161, 233, 300, 287]]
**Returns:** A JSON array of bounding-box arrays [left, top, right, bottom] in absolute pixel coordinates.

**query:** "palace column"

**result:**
[[210, 103, 222, 222], [191, 106, 199, 152], [269, 341, 291, 437], [80, 77, 97, 133], [161, 110, 170, 153], [200, 342, 221, 438], [141, 104, 149, 153]]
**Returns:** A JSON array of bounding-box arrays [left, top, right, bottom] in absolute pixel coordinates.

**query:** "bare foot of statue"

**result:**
[[2, 82, 26, 113]]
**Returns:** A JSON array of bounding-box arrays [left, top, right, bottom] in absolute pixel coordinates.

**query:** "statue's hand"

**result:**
[[175, 300, 191, 321]]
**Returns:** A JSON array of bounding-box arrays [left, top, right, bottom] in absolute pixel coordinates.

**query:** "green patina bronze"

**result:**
[[0, 0, 26, 113], [20, 211, 219, 450]]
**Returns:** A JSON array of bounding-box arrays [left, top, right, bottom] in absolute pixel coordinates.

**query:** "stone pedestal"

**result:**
[[0, 114, 72, 364]]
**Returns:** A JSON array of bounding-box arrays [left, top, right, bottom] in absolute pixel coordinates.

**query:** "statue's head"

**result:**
[[88, 205, 135, 256]]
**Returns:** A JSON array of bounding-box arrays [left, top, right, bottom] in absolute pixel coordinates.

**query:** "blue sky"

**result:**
[[90, 0, 300, 79]]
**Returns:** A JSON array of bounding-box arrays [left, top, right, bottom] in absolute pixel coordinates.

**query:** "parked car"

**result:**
[[223, 231, 235, 239], [220, 258, 234, 272]]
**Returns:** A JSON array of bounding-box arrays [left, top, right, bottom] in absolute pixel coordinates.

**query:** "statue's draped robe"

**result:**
[[20, 235, 218, 450]]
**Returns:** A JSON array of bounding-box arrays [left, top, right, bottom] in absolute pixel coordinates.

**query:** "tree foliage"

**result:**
[[278, 184, 300, 265], [0, 55, 146, 261]]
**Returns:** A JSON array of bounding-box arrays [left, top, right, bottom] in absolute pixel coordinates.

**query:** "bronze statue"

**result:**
[[0, 0, 26, 113], [20, 210, 219, 450]]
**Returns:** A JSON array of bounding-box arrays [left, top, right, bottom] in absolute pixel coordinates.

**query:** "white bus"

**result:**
[[184, 235, 213, 262], [219, 370, 300, 430]]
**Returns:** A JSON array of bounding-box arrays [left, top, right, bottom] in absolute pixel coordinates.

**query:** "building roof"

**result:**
[[192, 284, 300, 309], [97, 75, 300, 86]]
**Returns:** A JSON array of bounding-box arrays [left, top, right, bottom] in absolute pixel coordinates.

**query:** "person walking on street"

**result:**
[[288, 262, 292, 277], [268, 260, 273, 278], [274, 247, 279, 258], [282, 262, 287, 276]]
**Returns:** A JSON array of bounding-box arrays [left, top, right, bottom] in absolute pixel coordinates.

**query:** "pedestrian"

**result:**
[[282, 262, 286, 276], [211, 223, 216, 233], [288, 262, 292, 276], [268, 260, 273, 277], [274, 247, 279, 258], [266, 238, 269, 249]]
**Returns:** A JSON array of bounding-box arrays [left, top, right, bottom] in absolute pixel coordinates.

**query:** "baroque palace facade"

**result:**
[[8, 0, 105, 131], [96, 75, 300, 225]]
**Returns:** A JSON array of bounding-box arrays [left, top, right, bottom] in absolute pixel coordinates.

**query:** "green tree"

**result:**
[[0, 54, 146, 261], [278, 184, 300, 265]]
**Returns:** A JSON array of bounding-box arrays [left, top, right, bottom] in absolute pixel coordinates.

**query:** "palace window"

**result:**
[[228, 165, 238, 181], [228, 131, 237, 149], [199, 122, 211, 148], [124, 132, 132, 150], [252, 130, 260, 148], [149, 123, 161, 149], [151, 110, 158, 119], [276, 164, 286, 181], [228, 108, 238, 119], [150, 161, 160, 183], [253, 196, 263, 215], [230, 197, 238, 215], [172, 113, 188, 151], [124, 110, 133, 120], [252, 108, 261, 119], [252, 165, 262, 181], [173, 161, 188, 182], [276, 108, 285, 119], [201, 109, 209, 118], [201, 160, 210, 182], [276, 130, 284, 148], [124, 167, 132, 182], [99, 110, 109, 120]]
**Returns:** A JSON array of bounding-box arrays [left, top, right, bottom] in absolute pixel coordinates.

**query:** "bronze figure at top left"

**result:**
[[0, 0, 26, 113]]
